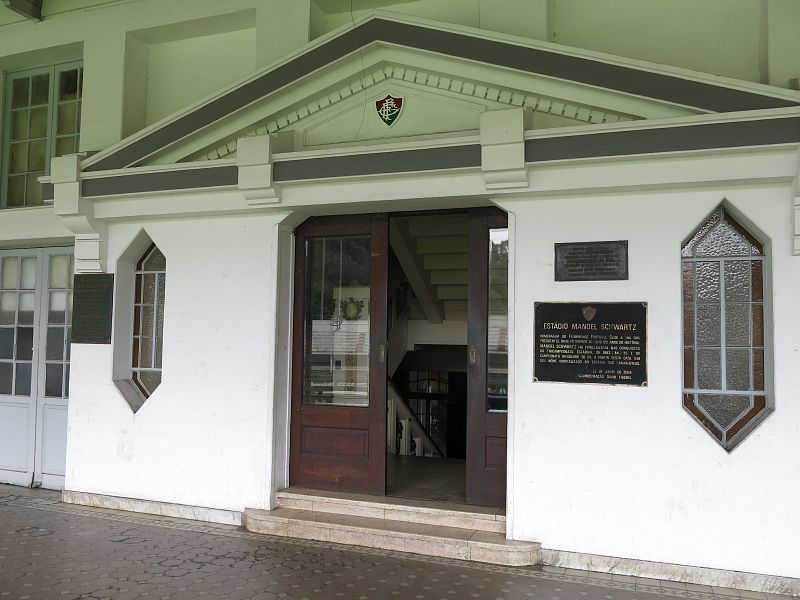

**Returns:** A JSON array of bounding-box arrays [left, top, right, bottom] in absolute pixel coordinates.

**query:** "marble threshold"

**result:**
[[243, 505, 539, 566], [276, 487, 506, 533]]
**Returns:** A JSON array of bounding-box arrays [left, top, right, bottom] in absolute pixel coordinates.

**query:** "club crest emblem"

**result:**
[[582, 305, 597, 322], [375, 95, 403, 126]]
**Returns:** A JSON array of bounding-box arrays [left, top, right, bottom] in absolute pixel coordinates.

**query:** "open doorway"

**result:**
[[288, 209, 508, 507], [385, 211, 508, 507]]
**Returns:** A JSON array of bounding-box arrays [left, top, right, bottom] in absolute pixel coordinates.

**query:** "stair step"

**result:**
[[424, 254, 469, 270], [443, 300, 468, 311], [417, 236, 469, 254], [244, 506, 539, 566], [444, 310, 468, 321], [276, 488, 505, 532], [431, 270, 468, 285], [408, 215, 469, 237], [437, 285, 468, 300]]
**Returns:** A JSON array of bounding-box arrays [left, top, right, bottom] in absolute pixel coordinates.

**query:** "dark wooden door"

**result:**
[[466, 208, 509, 507], [289, 214, 388, 496]]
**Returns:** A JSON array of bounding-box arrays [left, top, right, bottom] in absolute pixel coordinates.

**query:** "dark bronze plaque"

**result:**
[[72, 274, 114, 344], [555, 241, 628, 281], [534, 302, 646, 386]]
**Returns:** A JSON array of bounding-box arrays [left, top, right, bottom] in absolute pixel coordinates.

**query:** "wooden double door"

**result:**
[[289, 209, 508, 507]]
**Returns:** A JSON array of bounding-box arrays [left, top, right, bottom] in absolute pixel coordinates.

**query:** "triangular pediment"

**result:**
[[82, 13, 798, 172]]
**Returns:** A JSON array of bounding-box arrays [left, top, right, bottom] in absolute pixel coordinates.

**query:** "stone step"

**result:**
[[276, 487, 505, 533], [243, 507, 540, 566]]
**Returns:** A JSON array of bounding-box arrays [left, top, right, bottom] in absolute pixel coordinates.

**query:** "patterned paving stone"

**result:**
[[0, 485, 791, 600]]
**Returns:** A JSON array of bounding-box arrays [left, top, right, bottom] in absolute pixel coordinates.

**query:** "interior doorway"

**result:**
[[289, 208, 508, 507]]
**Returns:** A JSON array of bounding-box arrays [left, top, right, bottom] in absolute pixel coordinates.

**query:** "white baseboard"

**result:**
[[540, 548, 800, 596], [62, 490, 242, 527]]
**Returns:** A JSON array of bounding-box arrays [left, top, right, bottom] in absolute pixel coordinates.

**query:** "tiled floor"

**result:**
[[0, 484, 792, 600], [386, 455, 466, 503]]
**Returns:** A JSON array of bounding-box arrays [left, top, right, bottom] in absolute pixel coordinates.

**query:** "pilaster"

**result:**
[[237, 135, 280, 206], [480, 108, 528, 190], [50, 155, 107, 273], [81, 30, 126, 153]]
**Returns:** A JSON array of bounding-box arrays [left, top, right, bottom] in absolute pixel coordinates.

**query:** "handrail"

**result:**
[[387, 378, 444, 458]]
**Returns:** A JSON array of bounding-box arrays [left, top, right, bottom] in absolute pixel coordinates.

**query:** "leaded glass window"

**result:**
[[2, 62, 83, 208], [682, 207, 771, 451], [132, 244, 166, 398]]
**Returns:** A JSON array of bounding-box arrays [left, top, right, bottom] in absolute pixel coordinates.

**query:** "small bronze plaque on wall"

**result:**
[[72, 274, 114, 344], [555, 240, 628, 281], [534, 302, 647, 386]]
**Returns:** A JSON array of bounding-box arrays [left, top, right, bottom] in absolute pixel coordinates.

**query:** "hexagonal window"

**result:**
[[681, 205, 773, 451], [131, 244, 165, 398], [112, 231, 166, 413]]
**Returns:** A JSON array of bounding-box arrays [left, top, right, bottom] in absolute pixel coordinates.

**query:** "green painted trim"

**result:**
[[75, 117, 800, 197]]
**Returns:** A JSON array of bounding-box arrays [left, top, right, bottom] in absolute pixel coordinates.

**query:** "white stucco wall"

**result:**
[[144, 28, 256, 126], [65, 212, 286, 513], [503, 184, 800, 579]]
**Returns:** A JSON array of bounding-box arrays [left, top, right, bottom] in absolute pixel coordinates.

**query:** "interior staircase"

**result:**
[[390, 213, 470, 323], [243, 488, 540, 566]]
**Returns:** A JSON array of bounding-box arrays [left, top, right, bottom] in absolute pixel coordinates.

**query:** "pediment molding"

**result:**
[[190, 63, 639, 162]]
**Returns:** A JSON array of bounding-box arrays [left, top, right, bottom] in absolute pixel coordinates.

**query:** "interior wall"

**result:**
[[144, 28, 256, 125], [66, 211, 284, 513], [502, 183, 800, 579]]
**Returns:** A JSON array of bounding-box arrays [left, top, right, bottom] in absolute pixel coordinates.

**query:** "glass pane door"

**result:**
[[0, 254, 38, 396], [487, 228, 509, 412], [0, 250, 40, 487], [303, 235, 371, 407], [290, 214, 388, 496], [43, 252, 73, 398], [0, 247, 73, 490]]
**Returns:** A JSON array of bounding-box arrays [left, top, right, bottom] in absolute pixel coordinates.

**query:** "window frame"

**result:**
[[680, 205, 774, 452], [1, 60, 83, 209], [130, 243, 165, 399]]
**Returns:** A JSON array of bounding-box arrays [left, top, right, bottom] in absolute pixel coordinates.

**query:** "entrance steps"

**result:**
[[243, 488, 540, 566]]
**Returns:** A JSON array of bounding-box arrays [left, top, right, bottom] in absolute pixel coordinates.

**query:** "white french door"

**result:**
[[0, 247, 73, 489]]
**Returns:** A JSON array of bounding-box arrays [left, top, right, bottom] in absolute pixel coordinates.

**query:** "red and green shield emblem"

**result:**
[[375, 95, 403, 126]]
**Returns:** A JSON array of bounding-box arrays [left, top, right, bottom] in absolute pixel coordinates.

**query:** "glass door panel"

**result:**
[[303, 236, 371, 407], [43, 253, 73, 398], [0, 254, 38, 397], [487, 228, 509, 413]]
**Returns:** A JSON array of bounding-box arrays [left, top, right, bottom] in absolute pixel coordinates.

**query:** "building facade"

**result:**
[[0, 0, 799, 594]]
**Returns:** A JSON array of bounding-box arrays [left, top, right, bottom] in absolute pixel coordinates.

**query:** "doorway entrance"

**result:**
[[0, 247, 74, 490], [289, 209, 508, 507]]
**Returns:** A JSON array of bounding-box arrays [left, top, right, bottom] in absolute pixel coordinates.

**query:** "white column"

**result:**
[[256, 0, 311, 68], [81, 30, 127, 153]]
